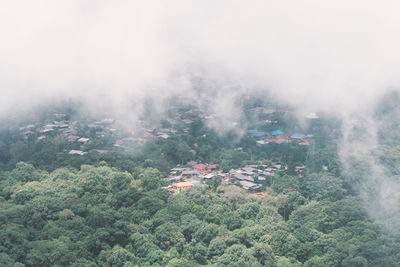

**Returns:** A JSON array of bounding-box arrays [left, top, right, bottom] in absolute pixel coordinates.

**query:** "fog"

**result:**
[[1, 1, 400, 227], [2, 1, 400, 115]]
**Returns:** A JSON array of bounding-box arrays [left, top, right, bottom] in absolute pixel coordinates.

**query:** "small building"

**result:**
[[40, 128, 54, 134], [182, 170, 198, 177], [204, 173, 216, 180], [240, 180, 261, 190], [256, 140, 269, 145], [77, 137, 90, 144], [298, 140, 310, 146], [158, 134, 169, 140], [271, 130, 284, 136], [232, 173, 254, 182], [170, 168, 187, 175], [248, 130, 268, 139], [186, 177, 204, 187], [172, 182, 193, 191], [296, 165, 306, 173], [69, 150, 86, 156], [193, 164, 218, 173]]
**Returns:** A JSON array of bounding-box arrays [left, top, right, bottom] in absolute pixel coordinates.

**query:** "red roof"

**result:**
[[208, 164, 218, 169], [193, 164, 218, 170], [194, 164, 207, 170]]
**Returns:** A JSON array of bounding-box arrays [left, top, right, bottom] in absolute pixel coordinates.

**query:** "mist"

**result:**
[[2, 0, 400, 229]]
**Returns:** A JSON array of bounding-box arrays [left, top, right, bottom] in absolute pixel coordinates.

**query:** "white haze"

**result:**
[[1, 1, 400, 227]]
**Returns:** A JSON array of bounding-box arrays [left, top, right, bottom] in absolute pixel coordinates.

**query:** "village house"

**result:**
[[298, 140, 310, 146], [193, 164, 218, 173], [40, 128, 54, 134], [203, 173, 216, 180], [186, 177, 203, 187], [181, 170, 198, 177], [172, 181, 193, 192], [268, 130, 288, 144], [231, 172, 255, 182], [296, 165, 306, 173], [239, 180, 261, 191], [68, 150, 86, 156], [248, 130, 268, 139], [290, 133, 313, 145], [170, 168, 187, 176], [77, 137, 90, 144]]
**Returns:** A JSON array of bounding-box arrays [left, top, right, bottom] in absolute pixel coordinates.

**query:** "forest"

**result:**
[[1, 161, 399, 266], [0, 104, 400, 267]]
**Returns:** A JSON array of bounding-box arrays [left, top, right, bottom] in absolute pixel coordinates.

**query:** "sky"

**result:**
[[1, 0, 400, 117]]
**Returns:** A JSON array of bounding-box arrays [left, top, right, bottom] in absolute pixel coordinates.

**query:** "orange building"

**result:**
[[172, 182, 193, 191]]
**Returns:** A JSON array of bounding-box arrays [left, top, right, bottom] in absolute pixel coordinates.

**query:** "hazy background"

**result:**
[[1, 0, 400, 228], [1, 0, 400, 116]]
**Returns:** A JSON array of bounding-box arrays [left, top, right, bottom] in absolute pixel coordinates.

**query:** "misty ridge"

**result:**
[[1, 1, 400, 266]]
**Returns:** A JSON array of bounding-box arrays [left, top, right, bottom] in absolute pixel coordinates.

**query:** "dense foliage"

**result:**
[[1, 162, 399, 266]]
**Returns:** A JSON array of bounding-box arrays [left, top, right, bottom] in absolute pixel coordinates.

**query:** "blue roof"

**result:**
[[248, 130, 267, 137], [271, 130, 283, 136]]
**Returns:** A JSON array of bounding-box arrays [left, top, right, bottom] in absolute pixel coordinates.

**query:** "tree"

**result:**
[[139, 168, 163, 191], [25, 237, 76, 266], [155, 223, 185, 251], [215, 244, 262, 267], [106, 245, 136, 267], [299, 173, 345, 201], [303, 256, 326, 267], [252, 243, 276, 267], [11, 162, 41, 183], [166, 258, 193, 267], [224, 186, 246, 211]]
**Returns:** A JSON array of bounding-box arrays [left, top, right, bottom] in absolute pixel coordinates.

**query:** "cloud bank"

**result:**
[[1, 0, 400, 116]]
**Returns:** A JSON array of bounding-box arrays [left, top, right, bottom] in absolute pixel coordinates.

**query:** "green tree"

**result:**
[[139, 168, 163, 191]]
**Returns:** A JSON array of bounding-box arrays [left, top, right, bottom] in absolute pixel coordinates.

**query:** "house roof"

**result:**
[[69, 150, 86, 155], [271, 130, 283, 135], [248, 130, 268, 137], [204, 173, 215, 179], [182, 170, 197, 175], [233, 173, 254, 182], [193, 164, 206, 170], [194, 164, 217, 170], [239, 180, 258, 188], [173, 182, 193, 187]]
